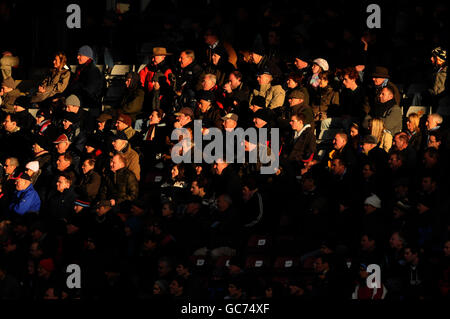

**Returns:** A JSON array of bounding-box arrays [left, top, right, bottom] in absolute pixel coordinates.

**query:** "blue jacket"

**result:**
[[9, 184, 41, 215]]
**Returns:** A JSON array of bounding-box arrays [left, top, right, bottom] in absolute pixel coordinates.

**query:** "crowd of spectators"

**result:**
[[0, 1, 449, 301]]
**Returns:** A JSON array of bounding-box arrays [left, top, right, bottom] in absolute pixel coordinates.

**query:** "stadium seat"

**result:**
[[244, 255, 271, 274], [246, 234, 273, 254]]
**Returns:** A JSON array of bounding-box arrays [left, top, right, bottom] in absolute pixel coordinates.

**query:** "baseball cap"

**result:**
[[54, 134, 69, 144], [221, 113, 238, 122], [361, 135, 378, 145]]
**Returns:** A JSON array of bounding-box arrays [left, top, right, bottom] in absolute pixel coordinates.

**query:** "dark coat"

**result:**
[[286, 125, 316, 167], [99, 167, 139, 205], [46, 186, 78, 221], [76, 169, 101, 202], [65, 59, 104, 109]]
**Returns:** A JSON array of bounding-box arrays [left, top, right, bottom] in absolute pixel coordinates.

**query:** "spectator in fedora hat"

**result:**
[[139, 47, 175, 112], [364, 66, 401, 119]]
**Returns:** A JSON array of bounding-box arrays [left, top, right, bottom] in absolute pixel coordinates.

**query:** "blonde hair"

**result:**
[[407, 113, 421, 133], [370, 118, 385, 144]]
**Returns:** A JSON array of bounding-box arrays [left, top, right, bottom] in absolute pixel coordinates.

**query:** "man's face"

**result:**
[[56, 155, 70, 172], [152, 55, 165, 65], [333, 135, 346, 150], [389, 233, 403, 250], [3, 115, 15, 132], [77, 54, 90, 65], [56, 176, 70, 193], [362, 164, 374, 179], [176, 113, 190, 127], [421, 176, 434, 193], [110, 155, 123, 172], [257, 74, 271, 86], [66, 104, 79, 113], [56, 141, 70, 154], [342, 75, 355, 89], [289, 116, 303, 131], [62, 119, 72, 130], [362, 142, 375, 155], [81, 160, 94, 175], [115, 120, 128, 131], [313, 258, 327, 273], [229, 73, 240, 89], [379, 88, 393, 103], [330, 159, 345, 175], [112, 139, 127, 152], [15, 178, 30, 191], [149, 111, 161, 124], [202, 77, 215, 90], [372, 77, 385, 86], [250, 52, 262, 64], [169, 280, 181, 296], [388, 154, 401, 169], [191, 181, 200, 196], [179, 52, 192, 68], [294, 58, 308, 70], [223, 119, 237, 131], [253, 117, 267, 128], [393, 136, 406, 151], [4, 159, 16, 175], [216, 195, 230, 212], [29, 242, 42, 259], [360, 236, 375, 251], [403, 248, 416, 263], [213, 161, 227, 175]]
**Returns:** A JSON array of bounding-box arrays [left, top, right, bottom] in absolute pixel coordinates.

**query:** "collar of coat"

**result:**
[[294, 124, 311, 138]]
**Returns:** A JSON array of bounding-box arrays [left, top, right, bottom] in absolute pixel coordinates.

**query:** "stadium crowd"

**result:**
[[0, 1, 449, 301]]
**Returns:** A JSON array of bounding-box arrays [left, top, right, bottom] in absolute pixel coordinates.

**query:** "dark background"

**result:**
[[1, 0, 449, 88]]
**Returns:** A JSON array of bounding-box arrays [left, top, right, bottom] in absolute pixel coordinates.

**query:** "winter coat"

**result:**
[[249, 83, 285, 110], [100, 167, 139, 205], [380, 100, 402, 135], [121, 72, 145, 121], [65, 59, 104, 109], [1, 89, 21, 113], [286, 124, 316, 164], [9, 184, 41, 215], [31, 67, 71, 102], [117, 143, 141, 181]]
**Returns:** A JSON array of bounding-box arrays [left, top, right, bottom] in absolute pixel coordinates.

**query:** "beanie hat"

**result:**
[[364, 194, 381, 209], [313, 58, 329, 71], [253, 108, 271, 123], [26, 161, 40, 173], [78, 45, 94, 60], [65, 94, 81, 107], [117, 114, 132, 127], [39, 258, 55, 273]]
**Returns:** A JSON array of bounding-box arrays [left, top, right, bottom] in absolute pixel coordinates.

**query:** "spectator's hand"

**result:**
[[153, 81, 160, 91], [223, 82, 232, 94], [361, 36, 369, 51], [38, 86, 46, 93], [110, 199, 116, 206], [174, 121, 181, 128]]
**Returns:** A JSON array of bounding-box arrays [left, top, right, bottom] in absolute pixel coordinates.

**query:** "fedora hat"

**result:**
[[151, 47, 172, 56], [371, 66, 390, 79]]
